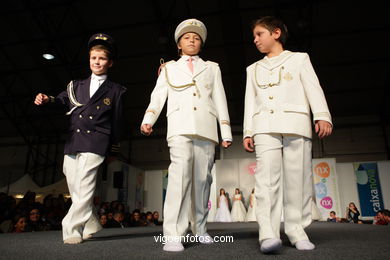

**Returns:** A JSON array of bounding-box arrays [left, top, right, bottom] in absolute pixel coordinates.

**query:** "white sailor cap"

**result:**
[[174, 18, 207, 44]]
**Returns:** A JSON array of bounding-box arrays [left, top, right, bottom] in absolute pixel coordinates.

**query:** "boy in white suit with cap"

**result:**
[[243, 16, 333, 253], [141, 18, 232, 252]]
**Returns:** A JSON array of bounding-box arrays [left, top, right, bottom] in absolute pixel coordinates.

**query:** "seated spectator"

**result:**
[[345, 202, 362, 224], [129, 209, 146, 227], [11, 215, 27, 233], [373, 210, 389, 225], [25, 208, 50, 232], [153, 211, 162, 226], [107, 211, 127, 228], [327, 211, 340, 222], [145, 211, 155, 226], [384, 209, 390, 223], [99, 214, 108, 228]]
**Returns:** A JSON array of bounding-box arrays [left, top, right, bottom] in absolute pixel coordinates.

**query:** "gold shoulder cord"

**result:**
[[254, 63, 284, 89], [160, 58, 201, 98]]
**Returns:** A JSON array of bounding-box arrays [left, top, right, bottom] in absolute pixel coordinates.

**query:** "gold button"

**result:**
[[79, 115, 83, 118], [194, 107, 197, 111], [269, 96, 273, 100], [87, 130, 91, 133], [270, 110, 274, 114], [96, 106, 100, 109], [76, 129, 80, 132], [193, 93, 196, 96], [89, 116, 93, 119]]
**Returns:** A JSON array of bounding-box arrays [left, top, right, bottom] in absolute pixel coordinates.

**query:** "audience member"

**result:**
[[373, 210, 389, 225], [11, 215, 27, 233], [345, 202, 362, 224], [25, 208, 50, 232], [327, 211, 340, 222]]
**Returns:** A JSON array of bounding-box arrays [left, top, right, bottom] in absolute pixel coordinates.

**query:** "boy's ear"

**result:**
[[108, 60, 113, 68], [272, 28, 282, 40]]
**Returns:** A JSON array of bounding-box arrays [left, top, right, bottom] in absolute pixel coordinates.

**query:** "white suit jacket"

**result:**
[[142, 56, 232, 143], [243, 51, 332, 139]]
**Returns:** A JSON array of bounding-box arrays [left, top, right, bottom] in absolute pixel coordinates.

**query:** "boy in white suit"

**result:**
[[141, 18, 232, 252], [243, 16, 333, 253]]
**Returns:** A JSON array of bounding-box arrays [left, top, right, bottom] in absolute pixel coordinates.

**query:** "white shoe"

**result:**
[[198, 233, 214, 244], [163, 241, 184, 252], [295, 240, 315, 250], [64, 237, 83, 244], [260, 238, 282, 253]]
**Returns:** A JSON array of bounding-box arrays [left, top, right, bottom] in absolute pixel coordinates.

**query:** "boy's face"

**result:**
[[253, 25, 281, 54], [89, 49, 113, 75], [330, 212, 336, 218], [177, 32, 202, 56]]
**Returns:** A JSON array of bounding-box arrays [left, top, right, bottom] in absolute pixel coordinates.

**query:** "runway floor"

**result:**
[[0, 221, 389, 259]]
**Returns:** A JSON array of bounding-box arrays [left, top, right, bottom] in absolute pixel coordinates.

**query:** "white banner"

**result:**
[[312, 158, 341, 221]]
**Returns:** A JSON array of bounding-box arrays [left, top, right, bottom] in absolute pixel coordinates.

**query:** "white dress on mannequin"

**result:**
[[231, 194, 246, 222], [214, 195, 232, 222], [245, 193, 257, 222]]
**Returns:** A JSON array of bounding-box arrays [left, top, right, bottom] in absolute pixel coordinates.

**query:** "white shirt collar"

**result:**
[[181, 55, 200, 62], [91, 73, 107, 81]]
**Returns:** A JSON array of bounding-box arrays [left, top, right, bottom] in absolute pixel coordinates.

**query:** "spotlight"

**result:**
[[42, 53, 55, 60]]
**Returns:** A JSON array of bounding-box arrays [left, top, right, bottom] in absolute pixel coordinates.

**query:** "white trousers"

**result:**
[[163, 135, 215, 237], [254, 134, 312, 244], [62, 152, 105, 240]]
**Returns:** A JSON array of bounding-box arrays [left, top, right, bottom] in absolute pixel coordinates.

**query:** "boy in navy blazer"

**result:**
[[34, 33, 126, 244]]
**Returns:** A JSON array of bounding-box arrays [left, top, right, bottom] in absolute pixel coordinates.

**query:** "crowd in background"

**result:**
[[0, 191, 161, 233], [1, 191, 389, 234], [326, 201, 390, 225]]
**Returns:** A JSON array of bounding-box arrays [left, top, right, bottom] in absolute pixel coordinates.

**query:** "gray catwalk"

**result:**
[[0, 222, 389, 259]]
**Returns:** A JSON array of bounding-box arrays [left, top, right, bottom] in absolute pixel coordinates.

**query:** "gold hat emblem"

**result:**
[[283, 72, 293, 81], [95, 34, 108, 41], [103, 98, 111, 106]]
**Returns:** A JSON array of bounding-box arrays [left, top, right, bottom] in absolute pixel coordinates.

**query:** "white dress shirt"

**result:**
[[90, 73, 107, 98]]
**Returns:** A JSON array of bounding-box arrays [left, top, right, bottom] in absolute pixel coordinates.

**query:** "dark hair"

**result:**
[[330, 211, 336, 215], [252, 16, 288, 47], [383, 209, 390, 217]]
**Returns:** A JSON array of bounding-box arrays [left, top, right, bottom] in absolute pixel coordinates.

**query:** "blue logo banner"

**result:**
[[354, 163, 384, 216]]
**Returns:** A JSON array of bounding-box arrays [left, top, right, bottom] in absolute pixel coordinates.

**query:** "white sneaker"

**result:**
[[295, 240, 315, 250], [260, 238, 282, 253], [198, 233, 214, 244], [163, 241, 185, 252]]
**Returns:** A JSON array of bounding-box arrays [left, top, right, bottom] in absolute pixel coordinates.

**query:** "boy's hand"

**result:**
[[243, 137, 254, 152], [34, 93, 49, 105], [221, 141, 232, 149], [141, 124, 153, 136], [315, 120, 333, 139]]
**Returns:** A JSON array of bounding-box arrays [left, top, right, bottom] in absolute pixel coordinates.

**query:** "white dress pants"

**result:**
[[163, 135, 215, 237], [62, 152, 105, 240], [254, 133, 312, 244]]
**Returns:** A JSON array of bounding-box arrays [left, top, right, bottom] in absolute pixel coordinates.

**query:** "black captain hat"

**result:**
[[88, 33, 116, 58]]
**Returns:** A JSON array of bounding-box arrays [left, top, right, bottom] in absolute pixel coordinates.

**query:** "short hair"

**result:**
[[252, 16, 288, 47], [330, 211, 336, 215], [382, 209, 390, 217], [89, 44, 113, 60], [113, 211, 124, 217]]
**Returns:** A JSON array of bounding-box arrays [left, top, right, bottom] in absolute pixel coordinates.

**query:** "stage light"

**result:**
[[42, 53, 55, 60]]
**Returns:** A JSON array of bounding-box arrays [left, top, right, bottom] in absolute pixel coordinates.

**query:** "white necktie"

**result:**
[[90, 78, 102, 98]]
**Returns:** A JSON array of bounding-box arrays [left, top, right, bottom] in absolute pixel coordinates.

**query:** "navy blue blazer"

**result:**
[[55, 77, 127, 156]]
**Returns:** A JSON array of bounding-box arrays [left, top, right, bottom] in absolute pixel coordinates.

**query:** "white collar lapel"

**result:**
[[257, 50, 294, 70], [193, 58, 207, 78], [175, 57, 193, 77]]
